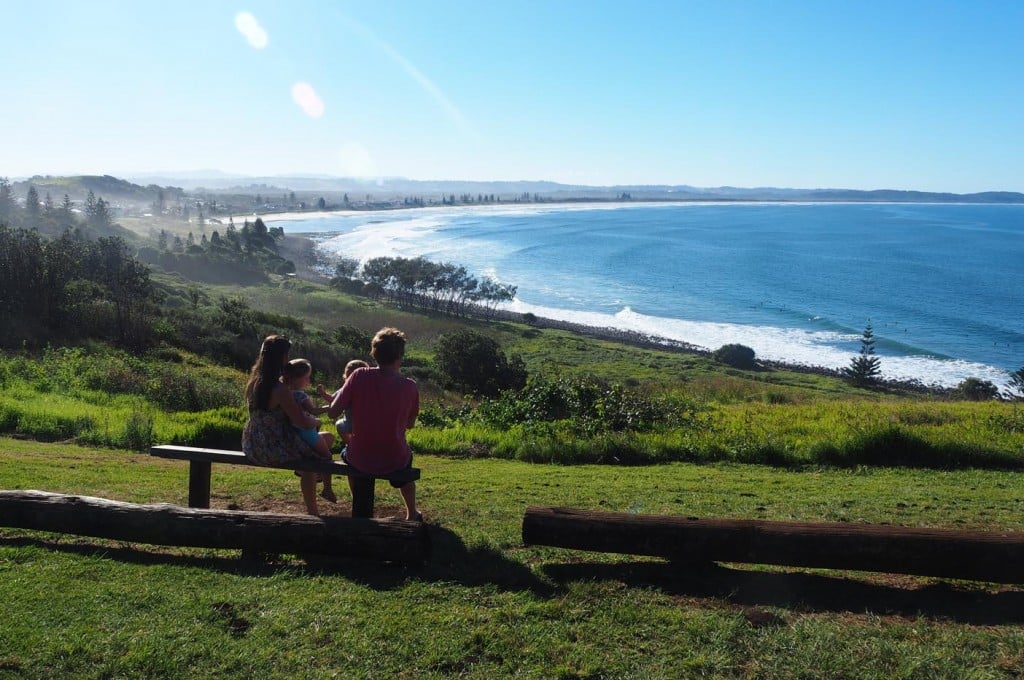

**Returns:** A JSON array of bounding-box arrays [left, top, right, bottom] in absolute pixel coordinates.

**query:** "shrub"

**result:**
[[712, 344, 757, 369], [954, 377, 999, 401], [123, 409, 154, 451], [434, 330, 527, 396]]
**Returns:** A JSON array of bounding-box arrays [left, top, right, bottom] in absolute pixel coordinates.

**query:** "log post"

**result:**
[[350, 477, 376, 518], [188, 460, 211, 508], [522, 506, 1024, 584], [0, 491, 430, 564]]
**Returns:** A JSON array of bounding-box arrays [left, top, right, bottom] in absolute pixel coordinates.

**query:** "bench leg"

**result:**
[[350, 477, 375, 518], [188, 460, 212, 508]]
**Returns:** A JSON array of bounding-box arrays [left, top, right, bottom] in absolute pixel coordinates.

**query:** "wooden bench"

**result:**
[[150, 445, 420, 518]]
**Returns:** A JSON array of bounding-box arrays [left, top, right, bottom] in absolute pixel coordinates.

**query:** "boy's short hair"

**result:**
[[343, 359, 370, 378], [370, 327, 406, 365], [283, 358, 312, 380]]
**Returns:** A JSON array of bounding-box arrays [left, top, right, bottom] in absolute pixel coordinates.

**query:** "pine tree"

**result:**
[[844, 322, 882, 387]]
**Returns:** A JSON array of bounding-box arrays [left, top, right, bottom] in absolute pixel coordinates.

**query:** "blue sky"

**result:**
[[4, 1, 1023, 192]]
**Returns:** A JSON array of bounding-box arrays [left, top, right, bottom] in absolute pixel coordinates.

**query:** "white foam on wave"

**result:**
[[318, 215, 445, 260], [504, 300, 1013, 389]]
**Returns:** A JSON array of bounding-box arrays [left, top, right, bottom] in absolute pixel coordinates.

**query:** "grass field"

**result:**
[[2, 438, 1023, 678]]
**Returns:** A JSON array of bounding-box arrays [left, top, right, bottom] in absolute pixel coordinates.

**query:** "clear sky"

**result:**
[[4, 0, 1023, 192]]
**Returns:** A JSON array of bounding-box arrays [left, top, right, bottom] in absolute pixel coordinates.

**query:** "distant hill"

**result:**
[[124, 173, 1024, 204], [10, 172, 1024, 205], [15, 175, 159, 201]]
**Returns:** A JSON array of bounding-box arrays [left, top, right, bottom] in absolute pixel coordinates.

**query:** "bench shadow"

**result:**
[[540, 559, 1024, 625], [0, 525, 551, 597]]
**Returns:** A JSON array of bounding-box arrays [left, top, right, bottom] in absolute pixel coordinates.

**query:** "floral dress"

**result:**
[[241, 407, 318, 465]]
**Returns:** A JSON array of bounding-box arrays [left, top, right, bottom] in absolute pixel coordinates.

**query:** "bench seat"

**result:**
[[150, 445, 419, 517]]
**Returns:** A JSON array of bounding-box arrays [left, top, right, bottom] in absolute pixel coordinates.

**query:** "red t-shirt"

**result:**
[[337, 367, 419, 475]]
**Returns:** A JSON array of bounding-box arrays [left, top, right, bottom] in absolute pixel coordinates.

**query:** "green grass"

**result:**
[[2, 438, 1024, 678]]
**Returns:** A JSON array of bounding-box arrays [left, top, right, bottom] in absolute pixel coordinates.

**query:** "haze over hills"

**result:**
[[11, 172, 1024, 206], [122, 174, 1024, 204]]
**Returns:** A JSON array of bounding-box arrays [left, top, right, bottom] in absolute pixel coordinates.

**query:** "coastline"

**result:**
[[277, 203, 1020, 392], [284, 230, 946, 395], [241, 196, 1024, 227]]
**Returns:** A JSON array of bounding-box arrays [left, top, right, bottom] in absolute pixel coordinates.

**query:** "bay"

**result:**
[[271, 202, 1024, 389]]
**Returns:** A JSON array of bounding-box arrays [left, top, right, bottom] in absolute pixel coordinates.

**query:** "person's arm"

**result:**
[[315, 383, 335, 402], [300, 394, 331, 416], [273, 383, 319, 429], [327, 370, 357, 420], [406, 386, 419, 430]]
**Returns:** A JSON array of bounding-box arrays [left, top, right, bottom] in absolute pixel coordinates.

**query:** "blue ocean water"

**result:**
[[273, 202, 1024, 388]]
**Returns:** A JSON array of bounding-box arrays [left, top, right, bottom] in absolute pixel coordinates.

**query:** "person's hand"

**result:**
[[316, 383, 332, 400]]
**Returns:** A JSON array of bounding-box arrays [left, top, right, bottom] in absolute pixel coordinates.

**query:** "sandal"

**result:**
[[320, 488, 338, 504]]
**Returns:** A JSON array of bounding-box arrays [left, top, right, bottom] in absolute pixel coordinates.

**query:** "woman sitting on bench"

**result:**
[[328, 327, 422, 521], [242, 334, 327, 515]]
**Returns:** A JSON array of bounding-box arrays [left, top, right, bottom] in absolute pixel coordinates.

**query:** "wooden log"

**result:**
[[0, 491, 430, 564], [522, 506, 1024, 584]]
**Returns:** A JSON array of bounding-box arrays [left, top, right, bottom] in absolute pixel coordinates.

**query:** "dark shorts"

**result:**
[[341, 447, 413, 488]]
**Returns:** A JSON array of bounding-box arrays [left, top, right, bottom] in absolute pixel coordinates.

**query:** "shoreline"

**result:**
[[241, 197, 1024, 227], [287, 231, 948, 395]]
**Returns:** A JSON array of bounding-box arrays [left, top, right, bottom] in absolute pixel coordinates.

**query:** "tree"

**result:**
[[333, 257, 360, 279], [434, 330, 527, 396], [25, 186, 40, 219], [954, 378, 998, 401], [1004, 367, 1024, 401], [0, 178, 15, 223], [844, 322, 881, 387], [713, 343, 757, 369], [60, 194, 73, 221]]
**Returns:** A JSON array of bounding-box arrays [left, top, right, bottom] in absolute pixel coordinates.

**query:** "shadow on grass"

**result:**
[[541, 559, 1024, 625], [0, 524, 551, 597]]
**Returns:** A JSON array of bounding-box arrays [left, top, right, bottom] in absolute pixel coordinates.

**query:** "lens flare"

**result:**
[[235, 12, 268, 49], [291, 82, 325, 118]]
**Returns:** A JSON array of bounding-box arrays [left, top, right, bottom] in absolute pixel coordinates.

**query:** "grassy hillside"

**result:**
[[1, 439, 1022, 678]]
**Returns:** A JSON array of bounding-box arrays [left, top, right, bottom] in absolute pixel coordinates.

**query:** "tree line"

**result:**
[[137, 217, 295, 283], [331, 255, 517, 317], [0, 225, 154, 349], [0, 178, 120, 238]]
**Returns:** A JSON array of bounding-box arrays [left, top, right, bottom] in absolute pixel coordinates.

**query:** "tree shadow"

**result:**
[[540, 559, 1024, 625]]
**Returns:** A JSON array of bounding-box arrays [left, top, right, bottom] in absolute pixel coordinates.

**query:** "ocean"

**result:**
[[270, 202, 1024, 389]]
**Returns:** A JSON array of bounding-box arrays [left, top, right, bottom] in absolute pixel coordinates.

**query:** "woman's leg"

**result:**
[[398, 481, 420, 521], [300, 471, 318, 515]]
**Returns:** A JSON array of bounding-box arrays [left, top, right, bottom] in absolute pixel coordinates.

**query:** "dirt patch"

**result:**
[[222, 496, 407, 519]]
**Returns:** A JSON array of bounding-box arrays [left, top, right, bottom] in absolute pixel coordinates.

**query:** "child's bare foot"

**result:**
[[320, 488, 337, 503]]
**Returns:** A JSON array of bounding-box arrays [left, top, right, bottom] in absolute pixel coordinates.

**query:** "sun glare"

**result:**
[[338, 142, 377, 178]]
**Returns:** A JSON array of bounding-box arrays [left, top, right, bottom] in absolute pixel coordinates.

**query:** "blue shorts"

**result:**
[[297, 427, 321, 448]]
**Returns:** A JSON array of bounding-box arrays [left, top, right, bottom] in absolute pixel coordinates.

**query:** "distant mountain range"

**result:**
[[14, 172, 1024, 204]]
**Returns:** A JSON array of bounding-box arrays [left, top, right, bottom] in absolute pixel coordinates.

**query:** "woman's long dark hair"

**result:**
[[244, 335, 291, 410]]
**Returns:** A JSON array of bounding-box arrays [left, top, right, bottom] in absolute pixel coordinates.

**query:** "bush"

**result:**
[[954, 377, 999, 401], [712, 343, 757, 369], [434, 330, 527, 396]]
